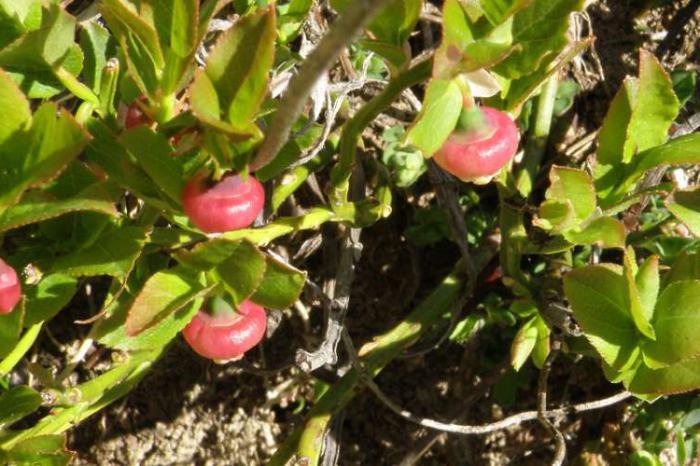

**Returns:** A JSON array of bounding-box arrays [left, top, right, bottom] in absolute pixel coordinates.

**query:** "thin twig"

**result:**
[[252, 0, 394, 170], [537, 338, 566, 466], [427, 162, 477, 282], [346, 329, 631, 439], [295, 226, 362, 372], [656, 0, 700, 58]]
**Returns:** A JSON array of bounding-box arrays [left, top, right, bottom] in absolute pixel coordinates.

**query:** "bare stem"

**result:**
[[537, 338, 566, 466]]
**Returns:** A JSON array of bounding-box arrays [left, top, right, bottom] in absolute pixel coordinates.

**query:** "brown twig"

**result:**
[[346, 331, 631, 437], [537, 338, 567, 466]]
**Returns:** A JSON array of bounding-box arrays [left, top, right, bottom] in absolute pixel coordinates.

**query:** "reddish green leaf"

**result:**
[[125, 266, 211, 336], [251, 254, 307, 309], [0, 183, 116, 233]]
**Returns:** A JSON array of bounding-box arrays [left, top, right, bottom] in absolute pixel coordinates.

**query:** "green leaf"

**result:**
[[0, 103, 88, 215], [596, 78, 636, 167], [664, 253, 700, 287], [80, 21, 113, 92], [544, 166, 596, 223], [480, 0, 533, 25], [125, 266, 212, 336], [24, 274, 77, 327], [493, 0, 583, 79], [407, 78, 462, 156], [119, 126, 184, 204], [642, 280, 700, 368], [278, 0, 313, 43], [624, 50, 680, 159], [667, 187, 700, 237], [174, 238, 246, 270], [50, 225, 147, 278], [628, 133, 700, 182], [251, 254, 307, 309], [0, 68, 30, 145], [152, 0, 199, 58], [0, 434, 72, 466], [623, 251, 656, 340], [0, 3, 75, 68], [85, 121, 177, 212], [215, 241, 267, 305], [533, 199, 576, 233], [201, 5, 276, 130], [367, 0, 422, 46], [0, 385, 42, 427], [0, 183, 116, 233], [635, 255, 659, 324], [532, 315, 550, 368], [671, 69, 696, 107], [563, 217, 626, 249], [0, 300, 24, 358], [628, 356, 700, 395], [563, 264, 640, 370], [99, 0, 165, 97], [510, 315, 537, 371]]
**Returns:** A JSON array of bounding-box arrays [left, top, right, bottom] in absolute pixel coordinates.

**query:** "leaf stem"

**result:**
[[0, 323, 42, 377]]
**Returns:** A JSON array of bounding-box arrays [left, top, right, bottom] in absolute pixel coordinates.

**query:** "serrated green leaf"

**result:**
[[24, 274, 77, 327], [480, 0, 532, 25], [85, 121, 177, 212], [596, 78, 636, 167], [493, 0, 583, 79], [533, 199, 576, 233], [119, 126, 183, 204], [0, 183, 116, 233], [544, 166, 596, 223], [251, 254, 307, 309], [0, 68, 30, 145], [563, 264, 639, 370], [216, 241, 267, 305], [407, 78, 462, 156], [671, 69, 696, 107], [99, 0, 164, 97], [0, 434, 72, 466], [668, 187, 700, 237], [125, 266, 212, 336], [0, 103, 88, 215], [0, 385, 42, 427], [152, 0, 198, 58], [624, 50, 679, 159], [50, 225, 147, 278], [628, 356, 700, 395], [563, 216, 627, 249], [623, 252, 656, 340], [628, 133, 700, 183], [80, 21, 113, 92], [642, 280, 700, 368], [202, 5, 276, 130]]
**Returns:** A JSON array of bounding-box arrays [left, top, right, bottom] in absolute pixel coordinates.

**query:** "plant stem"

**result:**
[[0, 323, 42, 377], [251, 0, 396, 171], [0, 349, 160, 449], [329, 59, 432, 205], [267, 236, 499, 466], [516, 74, 559, 197]]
